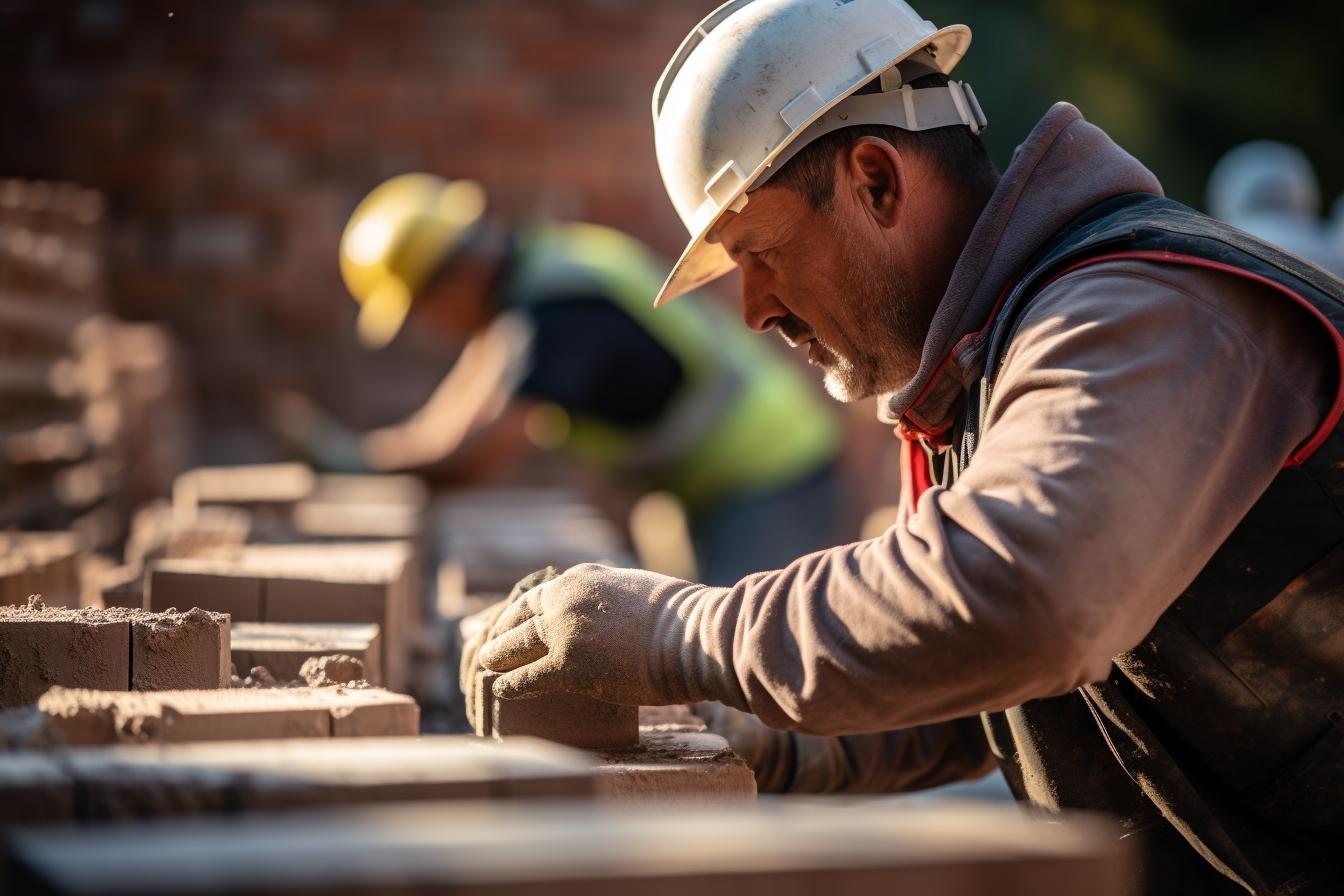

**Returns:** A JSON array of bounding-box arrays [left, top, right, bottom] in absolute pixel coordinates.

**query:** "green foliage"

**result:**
[[919, 1, 1344, 209]]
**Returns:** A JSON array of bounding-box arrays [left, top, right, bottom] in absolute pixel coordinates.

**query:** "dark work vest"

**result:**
[[941, 194, 1344, 895]]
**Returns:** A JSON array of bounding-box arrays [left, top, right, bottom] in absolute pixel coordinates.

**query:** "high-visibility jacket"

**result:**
[[499, 222, 839, 511]]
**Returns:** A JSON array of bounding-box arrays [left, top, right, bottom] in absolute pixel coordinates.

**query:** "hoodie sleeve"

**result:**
[[694, 260, 1334, 737]]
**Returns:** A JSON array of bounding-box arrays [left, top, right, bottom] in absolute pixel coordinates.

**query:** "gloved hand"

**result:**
[[477, 563, 739, 707], [460, 566, 560, 729]]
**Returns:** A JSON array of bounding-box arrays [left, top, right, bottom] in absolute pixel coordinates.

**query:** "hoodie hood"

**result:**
[[879, 103, 1164, 437]]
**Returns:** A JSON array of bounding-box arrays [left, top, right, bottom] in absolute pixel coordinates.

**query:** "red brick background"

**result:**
[[1, 1, 713, 457]]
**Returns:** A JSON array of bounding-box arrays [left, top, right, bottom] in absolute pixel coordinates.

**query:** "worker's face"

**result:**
[[413, 256, 496, 342], [711, 139, 934, 402]]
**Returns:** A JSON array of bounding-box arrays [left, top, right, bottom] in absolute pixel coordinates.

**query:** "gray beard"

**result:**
[[819, 277, 923, 402]]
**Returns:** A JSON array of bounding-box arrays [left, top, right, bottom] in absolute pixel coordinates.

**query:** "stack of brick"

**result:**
[[1, 799, 1135, 895], [0, 598, 230, 707], [148, 541, 413, 690], [0, 179, 193, 552], [0, 736, 596, 826]]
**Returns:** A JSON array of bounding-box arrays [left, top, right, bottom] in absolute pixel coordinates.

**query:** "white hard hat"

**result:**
[[651, 0, 980, 307]]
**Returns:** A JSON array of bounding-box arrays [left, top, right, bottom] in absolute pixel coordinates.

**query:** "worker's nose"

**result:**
[[741, 280, 789, 334]]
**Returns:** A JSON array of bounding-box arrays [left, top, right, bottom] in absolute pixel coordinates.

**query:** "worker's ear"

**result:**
[[843, 137, 903, 229]]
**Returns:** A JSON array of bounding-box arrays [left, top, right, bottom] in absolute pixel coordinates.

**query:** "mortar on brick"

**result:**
[[298, 654, 365, 688], [0, 597, 129, 708], [130, 607, 230, 691], [9, 686, 417, 746]]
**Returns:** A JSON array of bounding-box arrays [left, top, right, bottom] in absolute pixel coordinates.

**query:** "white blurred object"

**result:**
[[1207, 141, 1344, 277], [1331, 194, 1344, 259]]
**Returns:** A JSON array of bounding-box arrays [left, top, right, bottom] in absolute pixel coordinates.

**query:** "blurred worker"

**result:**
[[304, 173, 844, 584], [470, 1, 1344, 893], [1208, 140, 1344, 276]]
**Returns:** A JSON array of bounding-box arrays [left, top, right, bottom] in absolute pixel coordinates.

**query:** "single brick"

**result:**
[[31, 686, 418, 745], [488, 689, 639, 751], [172, 463, 315, 509], [0, 599, 129, 708], [148, 564, 263, 622], [231, 622, 381, 686], [594, 730, 756, 807], [131, 607, 230, 691]]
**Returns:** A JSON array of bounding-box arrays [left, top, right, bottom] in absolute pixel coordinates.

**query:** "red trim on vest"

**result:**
[[904, 438, 935, 514], [1045, 250, 1344, 467]]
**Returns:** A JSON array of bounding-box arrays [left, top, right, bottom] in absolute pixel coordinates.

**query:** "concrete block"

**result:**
[[0, 599, 129, 708], [488, 690, 640, 752], [2, 801, 1137, 895], [230, 622, 381, 686], [147, 563, 262, 622], [131, 607, 230, 691], [25, 686, 418, 746]]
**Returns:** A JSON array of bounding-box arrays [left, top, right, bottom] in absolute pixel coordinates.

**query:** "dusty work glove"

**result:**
[[459, 566, 561, 729], [477, 563, 740, 707]]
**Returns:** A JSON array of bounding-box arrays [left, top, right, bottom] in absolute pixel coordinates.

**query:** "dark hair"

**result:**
[[769, 74, 998, 209]]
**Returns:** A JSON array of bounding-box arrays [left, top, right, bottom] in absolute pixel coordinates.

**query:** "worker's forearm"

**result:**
[[791, 718, 996, 793]]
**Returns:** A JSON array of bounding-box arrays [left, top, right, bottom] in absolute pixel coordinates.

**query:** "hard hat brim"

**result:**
[[355, 285, 413, 350], [653, 24, 971, 308]]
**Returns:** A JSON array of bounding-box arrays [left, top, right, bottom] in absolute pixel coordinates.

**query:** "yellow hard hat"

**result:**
[[339, 173, 487, 348]]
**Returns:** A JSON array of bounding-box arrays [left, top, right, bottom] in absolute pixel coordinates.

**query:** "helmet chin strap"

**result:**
[[753, 80, 988, 191]]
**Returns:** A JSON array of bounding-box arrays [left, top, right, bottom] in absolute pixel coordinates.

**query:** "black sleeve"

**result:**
[[515, 296, 684, 428]]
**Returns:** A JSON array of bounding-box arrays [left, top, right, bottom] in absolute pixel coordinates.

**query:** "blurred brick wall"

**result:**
[[0, 0, 707, 460]]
